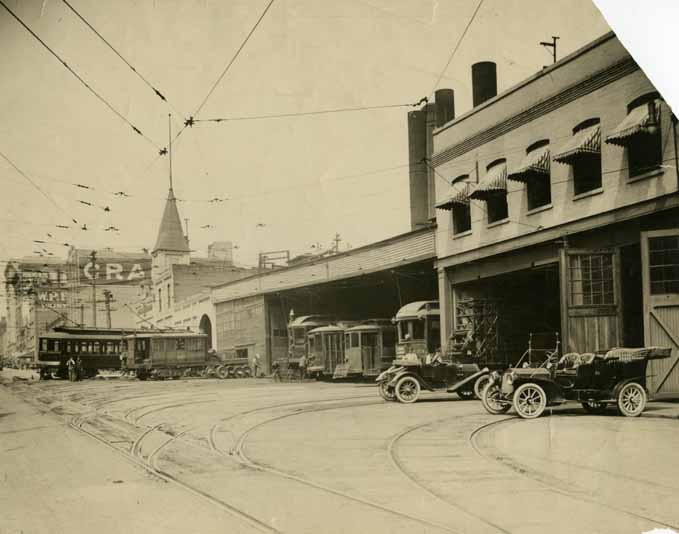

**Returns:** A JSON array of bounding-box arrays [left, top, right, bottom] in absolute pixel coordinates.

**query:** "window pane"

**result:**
[[649, 236, 679, 294], [570, 253, 615, 305]]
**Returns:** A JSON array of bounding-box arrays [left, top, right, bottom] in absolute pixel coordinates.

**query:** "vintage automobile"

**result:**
[[481, 346, 671, 419], [377, 358, 488, 403]]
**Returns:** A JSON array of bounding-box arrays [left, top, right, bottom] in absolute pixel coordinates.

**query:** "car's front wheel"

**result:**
[[617, 382, 647, 417], [394, 376, 420, 404], [378, 380, 396, 401], [474, 374, 491, 399], [513, 383, 547, 419], [481, 383, 511, 414]]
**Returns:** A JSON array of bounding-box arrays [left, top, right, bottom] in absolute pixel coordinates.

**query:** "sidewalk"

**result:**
[[0, 383, 259, 534], [643, 399, 679, 420]]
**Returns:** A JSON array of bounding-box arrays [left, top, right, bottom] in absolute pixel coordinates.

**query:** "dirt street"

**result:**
[[2, 375, 678, 534]]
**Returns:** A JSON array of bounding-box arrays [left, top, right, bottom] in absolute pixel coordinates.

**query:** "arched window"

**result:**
[[553, 118, 602, 195], [509, 139, 551, 210], [472, 159, 508, 224]]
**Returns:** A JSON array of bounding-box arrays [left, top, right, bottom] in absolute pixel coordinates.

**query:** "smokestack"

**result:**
[[472, 62, 497, 107], [434, 89, 455, 128]]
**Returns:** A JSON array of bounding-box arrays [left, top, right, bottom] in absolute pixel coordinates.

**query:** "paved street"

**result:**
[[2, 374, 679, 534]]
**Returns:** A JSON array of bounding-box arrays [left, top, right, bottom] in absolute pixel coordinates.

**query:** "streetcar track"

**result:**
[[387, 415, 514, 534], [212, 397, 463, 534], [469, 416, 679, 530]]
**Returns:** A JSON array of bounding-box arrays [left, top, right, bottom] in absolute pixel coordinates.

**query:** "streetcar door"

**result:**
[[641, 230, 679, 396]]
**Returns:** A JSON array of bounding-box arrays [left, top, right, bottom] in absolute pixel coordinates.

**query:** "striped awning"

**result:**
[[605, 101, 660, 146], [469, 164, 507, 200], [435, 182, 472, 210], [553, 124, 601, 165], [507, 146, 550, 183]]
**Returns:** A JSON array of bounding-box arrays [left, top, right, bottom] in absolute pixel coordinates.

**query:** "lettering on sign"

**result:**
[[81, 261, 148, 284]]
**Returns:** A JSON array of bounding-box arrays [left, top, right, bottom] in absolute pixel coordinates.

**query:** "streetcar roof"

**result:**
[[393, 301, 440, 321], [346, 321, 395, 332], [289, 315, 334, 327], [40, 332, 123, 340], [122, 332, 207, 339]]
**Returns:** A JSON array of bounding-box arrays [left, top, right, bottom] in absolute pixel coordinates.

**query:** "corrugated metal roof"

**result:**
[[212, 228, 436, 303]]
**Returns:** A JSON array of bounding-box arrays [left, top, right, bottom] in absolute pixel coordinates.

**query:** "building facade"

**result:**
[[433, 33, 679, 395]]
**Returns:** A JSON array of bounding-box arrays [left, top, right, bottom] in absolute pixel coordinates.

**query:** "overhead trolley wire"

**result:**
[[0, 149, 81, 225], [0, 0, 161, 150], [59, 0, 188, 120], [429, 0, 485, 96]]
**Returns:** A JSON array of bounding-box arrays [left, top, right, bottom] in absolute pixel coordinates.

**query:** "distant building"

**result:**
[[136, 187, 255, 347]]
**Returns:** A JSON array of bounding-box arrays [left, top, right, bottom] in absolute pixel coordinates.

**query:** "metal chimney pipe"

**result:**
[[434, 89, 455, 127], [472, 62, 497, 107]]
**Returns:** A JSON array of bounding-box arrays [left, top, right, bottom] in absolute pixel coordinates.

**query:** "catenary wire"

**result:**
[[59, 0, 188, 120], [0, 0, 161, 150]]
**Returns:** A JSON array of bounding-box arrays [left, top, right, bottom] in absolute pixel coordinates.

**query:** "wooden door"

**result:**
[[559, 248, 622, 354], [641, 230, 679, 396]]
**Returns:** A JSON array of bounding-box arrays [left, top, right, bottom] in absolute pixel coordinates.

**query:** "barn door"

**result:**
[[641, 230, 679, 396], [559, 248, 622, 354]]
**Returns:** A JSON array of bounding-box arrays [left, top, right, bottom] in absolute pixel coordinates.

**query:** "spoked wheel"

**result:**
[[617, 382, 647, 417], [235, 367, 245, 378], [474, 374, 491, 400], [394, 376, 420, 404], [216, 365, 230, 379], [481, 383, 511, 414], [457, 389, 475, 400], [513, 383, 547, 419], [378, 381, 396, 401], [582, 401, 607, 414]]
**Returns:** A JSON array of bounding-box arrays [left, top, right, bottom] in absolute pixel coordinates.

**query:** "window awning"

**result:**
[[553, 124, 601, 165], [469, 164, 507, 200], [435, 182, 472, 210], [507, 146, 550, 183], [605, 101, 660, 146]]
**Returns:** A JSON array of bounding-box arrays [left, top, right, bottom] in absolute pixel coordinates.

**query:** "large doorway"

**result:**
[[454, 263, 561, 364], [199, 315, 213, 349], [621, 244, 644, 347]]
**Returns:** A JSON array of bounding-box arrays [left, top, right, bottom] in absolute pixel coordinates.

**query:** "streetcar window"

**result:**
[[80, 341, 89, 353], [293, 329, 305, 344], [351, 333, 360, 347], [73, 342, 79, 353], [382, 329, 396, 349], [66, 341, 71, 353], [93, 341, 100, 353], [412, 320, 425, 341], [176, 338, 185, 350], [54, 340, 60, 352], [40, 339, 47, 351], [122, 340, 128, 351]]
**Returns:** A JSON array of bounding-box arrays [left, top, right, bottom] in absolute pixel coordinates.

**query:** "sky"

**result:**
[[0, 0, 613, 267]]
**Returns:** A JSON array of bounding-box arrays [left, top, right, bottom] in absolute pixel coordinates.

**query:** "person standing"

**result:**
[[271, 360, 281, 382], [76, 356, 84, 381], [298, 354, 307, 382], [66, 357, 76, 382], [253, 353, 261, 378]]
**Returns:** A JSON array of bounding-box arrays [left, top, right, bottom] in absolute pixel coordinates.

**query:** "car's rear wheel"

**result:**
[[457, 389, 475, 400], [474, 374, 490, 399], [481, 383, 511, 414], [394, 376, 420, 404], [582, 401, 607, 414], [617, 382, 647, 417], [513, 383, 547, 419], [378, 381, 396, 401]]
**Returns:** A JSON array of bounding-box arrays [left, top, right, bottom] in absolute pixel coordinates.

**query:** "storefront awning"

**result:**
[[553, 124, 601, 165], [435, 182, 472, 210], [469, 164, 507, 200], [507, 146, 550, 183], [605, 101, 660, 146]]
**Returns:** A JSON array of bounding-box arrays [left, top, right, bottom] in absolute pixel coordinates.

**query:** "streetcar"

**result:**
[[287, 313, 334, 370], [307, 321, 360, 378], [393, 301, 441, 360], [36, 326, 129, 379], [344, 320, 397, 378], [124, 331, 211, 380]]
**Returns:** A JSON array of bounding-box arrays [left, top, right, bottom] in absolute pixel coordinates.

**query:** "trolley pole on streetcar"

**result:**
[[89, 250, 97, 328]]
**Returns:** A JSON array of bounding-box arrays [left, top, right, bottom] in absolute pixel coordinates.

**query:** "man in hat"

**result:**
[[66, 356, 76, 382]]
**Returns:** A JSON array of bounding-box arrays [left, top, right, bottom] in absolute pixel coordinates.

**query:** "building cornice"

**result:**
[[432, 56, 640, 168]]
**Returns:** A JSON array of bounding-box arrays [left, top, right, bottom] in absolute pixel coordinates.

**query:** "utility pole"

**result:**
[[103, 290, 113, 329], [540, 36, 559, 66], [89, 250, 97, 328], [332, 233, 342, 253]]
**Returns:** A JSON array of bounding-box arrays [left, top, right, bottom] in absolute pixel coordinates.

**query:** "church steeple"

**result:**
[[152, 188, 190, 253], [151, 114, 190, 275]]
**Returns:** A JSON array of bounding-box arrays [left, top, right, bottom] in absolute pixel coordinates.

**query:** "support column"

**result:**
[[437, 266, 454, 353]]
